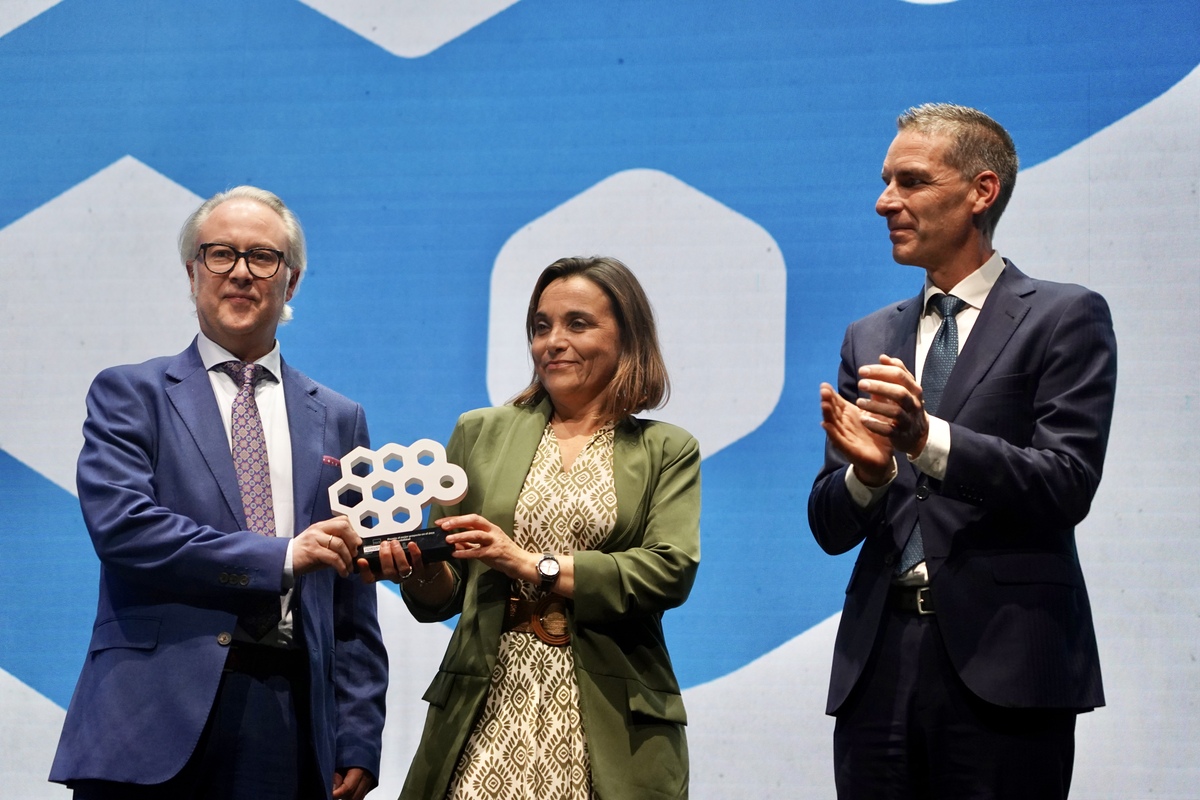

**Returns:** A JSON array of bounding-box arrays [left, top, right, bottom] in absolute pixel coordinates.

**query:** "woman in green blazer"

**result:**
[[372, 257, 700, 799]]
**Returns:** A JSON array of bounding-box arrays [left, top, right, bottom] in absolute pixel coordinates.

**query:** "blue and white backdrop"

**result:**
[[1, 1, 1197, 797]]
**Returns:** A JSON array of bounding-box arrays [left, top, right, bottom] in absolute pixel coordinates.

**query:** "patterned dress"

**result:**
[[446, 423, 617, 800]]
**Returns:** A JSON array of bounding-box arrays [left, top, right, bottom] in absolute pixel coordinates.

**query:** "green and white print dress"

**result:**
[[446, 422, 617, 800]]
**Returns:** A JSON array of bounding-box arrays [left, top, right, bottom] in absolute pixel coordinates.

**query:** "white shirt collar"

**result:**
[[922, 251, 1006, 314], [196, 332, 282, 381]]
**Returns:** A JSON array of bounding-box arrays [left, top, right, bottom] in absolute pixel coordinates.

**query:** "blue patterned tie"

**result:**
[[896, 294, 967, 575], [217, 360, 281, 638]]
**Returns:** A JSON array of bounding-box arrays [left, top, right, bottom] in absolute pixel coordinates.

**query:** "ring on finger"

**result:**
[[326, 534, 333, 548], [398, 567, 415, 582]]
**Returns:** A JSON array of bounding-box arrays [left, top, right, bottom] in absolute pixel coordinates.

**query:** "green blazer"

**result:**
[[400, 400, 701, 800]]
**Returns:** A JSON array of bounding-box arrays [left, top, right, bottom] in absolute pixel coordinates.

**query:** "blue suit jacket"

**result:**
[[808, 261, 1116, 714], [50, 338, 388, 789]]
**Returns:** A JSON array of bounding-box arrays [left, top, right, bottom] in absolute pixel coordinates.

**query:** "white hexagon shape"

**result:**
[[328, 441, 467, 535], [0, 156, 201, 494], [487, 169, 787, 458], [0, 1, 65, 38], [296, 0, 520, 59], [389, 501, 423, 528], [348, 452, 376, 478], [370, 478, 396, 503], [331, 476, 366, 509]]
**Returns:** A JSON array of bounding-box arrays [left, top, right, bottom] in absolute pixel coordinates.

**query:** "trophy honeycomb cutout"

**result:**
[[329, 439, 467, 536]]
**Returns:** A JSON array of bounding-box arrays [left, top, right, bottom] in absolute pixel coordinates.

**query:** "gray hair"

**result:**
[[897, 103, 1019, 237], [179, 186, 306, 322]]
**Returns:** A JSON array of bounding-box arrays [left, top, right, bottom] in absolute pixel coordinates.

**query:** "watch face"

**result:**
[[540, 556, 560, 578]]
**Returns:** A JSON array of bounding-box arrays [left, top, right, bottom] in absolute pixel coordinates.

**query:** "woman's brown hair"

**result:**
[[511, 256, 670, 421]]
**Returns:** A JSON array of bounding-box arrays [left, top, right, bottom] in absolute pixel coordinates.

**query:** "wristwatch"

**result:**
[[537, 551, 561, 592]]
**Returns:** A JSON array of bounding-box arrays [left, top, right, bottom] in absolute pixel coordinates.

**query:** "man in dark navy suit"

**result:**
[[809, 104, 1116, 799], [50, 187, 388, 800]]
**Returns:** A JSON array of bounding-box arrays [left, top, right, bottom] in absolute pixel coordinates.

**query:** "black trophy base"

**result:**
[[356, 526, 453, 575]]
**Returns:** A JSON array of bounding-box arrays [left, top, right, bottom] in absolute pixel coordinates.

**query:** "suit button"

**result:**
[[239, 575, 250, 586], [219, 572, 229, 584], [217, 632, 233, 646], [916, 485, 930, 500]]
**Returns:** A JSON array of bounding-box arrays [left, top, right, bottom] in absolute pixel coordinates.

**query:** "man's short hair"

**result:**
[[178, 186, 307, 321], [897, 104, 1019, 237]]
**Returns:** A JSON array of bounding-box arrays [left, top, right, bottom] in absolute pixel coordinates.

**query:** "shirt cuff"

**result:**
[[909, 415, 951, 479], [283, 538, 295, 590], [845, 459, 897, 509]]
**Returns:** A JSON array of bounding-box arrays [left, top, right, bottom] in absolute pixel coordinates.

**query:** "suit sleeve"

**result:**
[[332, 404, 389, 776], [937, 289, 1117, 527], [808, 322, 890, 555], [401, 413, 471, 623], [571, 428, 702, 623], [77, 366, 289, 603]]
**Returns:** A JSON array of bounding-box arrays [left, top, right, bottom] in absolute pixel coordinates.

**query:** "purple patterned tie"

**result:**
[[216, 360, 281, 638], [896, 294, 967, 576]]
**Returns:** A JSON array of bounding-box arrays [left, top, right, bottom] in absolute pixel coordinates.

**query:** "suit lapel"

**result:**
[[889, 293, 924, 376], [477, 400, 546, 526], [282, 359, 326, 532], [165, 340, 244, 525], [475, 402, 551, 643], [885, 292, 925, 490], [937, 261, 1034, 421]]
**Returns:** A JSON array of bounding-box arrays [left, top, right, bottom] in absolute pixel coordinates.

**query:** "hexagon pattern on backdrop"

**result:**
[[488, 169, 787, 458], [0, 156, 200, 493], [0, 1, 62, 37], [1, 3, 1197, 798], [296, 0, 520, 58]]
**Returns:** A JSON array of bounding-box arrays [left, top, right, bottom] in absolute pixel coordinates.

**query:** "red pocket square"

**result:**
[[322, 455, 341, 467]]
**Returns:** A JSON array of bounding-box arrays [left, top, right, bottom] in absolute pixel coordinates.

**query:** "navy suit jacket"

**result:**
[[50, 338, 388, 789], [808, 261, 1116, 714]]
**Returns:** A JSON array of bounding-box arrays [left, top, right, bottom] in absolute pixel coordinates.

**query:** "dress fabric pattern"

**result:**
[[446, 423, 617, 800]]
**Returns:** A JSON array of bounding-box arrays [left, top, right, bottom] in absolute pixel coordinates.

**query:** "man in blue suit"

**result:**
[[50, 187, 388, 800], [809, 105, 1116, 798]]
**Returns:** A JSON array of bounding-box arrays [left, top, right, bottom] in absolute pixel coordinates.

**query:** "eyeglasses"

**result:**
[[195, 242, 288, 279]]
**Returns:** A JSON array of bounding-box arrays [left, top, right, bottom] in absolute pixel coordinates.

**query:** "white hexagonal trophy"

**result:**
[[328, 439, 468, 565]]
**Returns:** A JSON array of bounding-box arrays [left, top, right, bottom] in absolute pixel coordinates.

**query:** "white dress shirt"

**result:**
[[197, 332, 297, 645], [845, 252, 1007, 511]]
